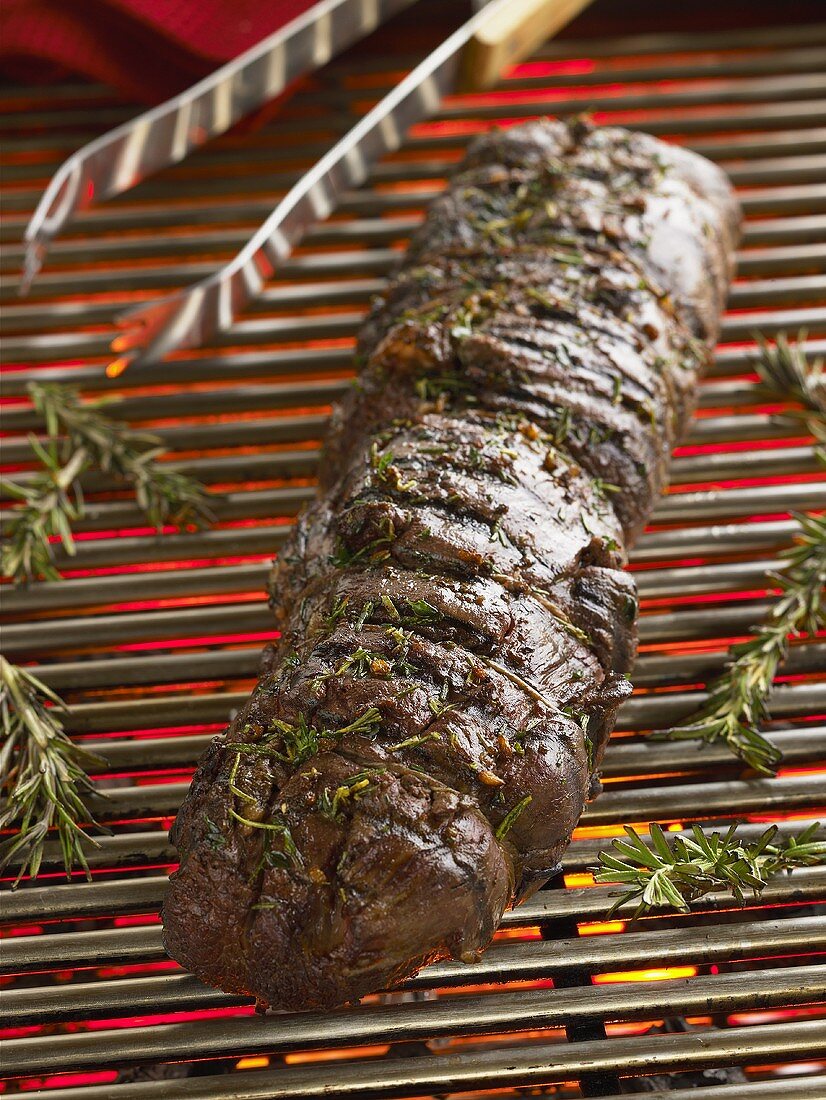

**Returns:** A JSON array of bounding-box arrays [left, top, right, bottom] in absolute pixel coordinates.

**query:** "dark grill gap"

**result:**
[[1, 4, 825, 1097]]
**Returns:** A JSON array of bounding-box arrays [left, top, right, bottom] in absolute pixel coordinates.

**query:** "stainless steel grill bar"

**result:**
[[3, 193, 826, 284], [66, 719, 826, 780], [3, 214, 822, 319], [33, 664, 786, 733], [3, 44, 823, 161], [12, 1021, 826, 1100], [630, 517, 802, 563], [10, 862, 826, 939], [3, 906, 821, 980], [621, 681, 826, 727], [8, 805, 821, 882], [3, 587, 821, 659], [6, 119, 789, 179], [0, 546, 811, 619], [4, 135, 826, 251], [4, 649, 260, 691], [11, 640, 821, 699], [16, 963, 822, 1038], [0, 511, 805, 575], [512, 1082, 826, 1100], [4, 240, 823, 347], [59, 766, 824, 827], [3, 364, 815, 439], [0, 83, 822, 202], [2, 115, 809, 179], [2, 421, 818, 496], [631, 644, 825, 684], [533, 22, 826, 55], [2, 332, 823, 407], [3, 400, 813, 481], [5, 87, 826, 206], [4, 184, 824, 265], [4, 253, 826, 342], [4, 963, 824, 1078], [4, 473, 822, 563], [4, 816, 821, 928]]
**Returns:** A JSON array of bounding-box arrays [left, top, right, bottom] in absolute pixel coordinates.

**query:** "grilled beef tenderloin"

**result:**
[[163, 118, 740, 1010]]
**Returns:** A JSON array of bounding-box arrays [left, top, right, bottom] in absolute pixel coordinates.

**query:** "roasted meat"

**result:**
[[163, 118, 741, 1011]]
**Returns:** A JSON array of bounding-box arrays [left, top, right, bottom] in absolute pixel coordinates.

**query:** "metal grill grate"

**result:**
[[1, 6, 825, 1098]]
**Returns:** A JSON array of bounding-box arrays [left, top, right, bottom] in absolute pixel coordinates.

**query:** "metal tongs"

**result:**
[[23, 0, 592, 372], [22, 0, 418, 290]]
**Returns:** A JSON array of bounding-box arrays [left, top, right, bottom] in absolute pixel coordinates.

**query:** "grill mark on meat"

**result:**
[[163, 118, 740, 1011]]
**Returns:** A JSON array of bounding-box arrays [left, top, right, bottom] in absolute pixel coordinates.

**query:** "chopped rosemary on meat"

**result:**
[[387, 731, 442, 752], [495, 795, 533, 840], [405, 599, 443, 625], [380, 594, 401, 621], [323, 596, 350, 630], [595, 822, 825, 917], [592, 478, 621, 498], [428, 696, 453, 718], [450, 306, 477, 340], [238, 819, 302, 877], [319, 768, 386, 819], [329, 523, 397, 568], [335, 707, 385, 737], [525, 286, 566, 315], [204, 816, 226, 850], [333, 648, 413, 680], [414, 374, 472, 402], [376, 595, 443, 629], [530, 591, 592, 647], [381, 625, 412, 652], [370, 443, 417, 492], [234, 706, 383, 770], [477, 656, 554, 709], [354, 600, 375, 631], [229, 807, 293, 835]]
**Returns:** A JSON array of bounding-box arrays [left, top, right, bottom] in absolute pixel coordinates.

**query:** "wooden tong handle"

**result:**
[[460, 0, 594, 92]]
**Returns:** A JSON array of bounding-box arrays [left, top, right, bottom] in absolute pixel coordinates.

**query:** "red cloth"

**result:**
[[0, 0, 319, 103]]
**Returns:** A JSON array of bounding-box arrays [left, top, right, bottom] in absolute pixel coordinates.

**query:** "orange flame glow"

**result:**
[[106, 357, 130, 378]]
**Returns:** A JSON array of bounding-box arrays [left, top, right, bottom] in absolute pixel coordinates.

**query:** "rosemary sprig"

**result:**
[[2, 382, 214, 583], [595, 821, 825, 918], [33, 380, 215, 529], [658, 512, 826, 773], [753, 332, 825, 455], [1, 442, 87, 582], [0, 656, 106, 884], [658, 333, 826, 772]]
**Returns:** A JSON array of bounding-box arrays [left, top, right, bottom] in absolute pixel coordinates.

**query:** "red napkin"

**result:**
[[0, 0, 320, 103]]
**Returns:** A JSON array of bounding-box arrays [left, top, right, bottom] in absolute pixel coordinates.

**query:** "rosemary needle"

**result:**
[[0, 656, 107, 884], [595, 821, 826, 918]]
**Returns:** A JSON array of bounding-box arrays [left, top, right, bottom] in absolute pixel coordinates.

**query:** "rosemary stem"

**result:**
[[0, 656, 106, 884]]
